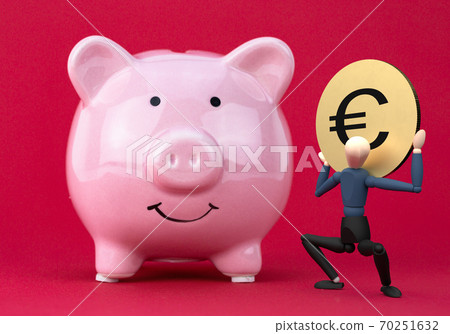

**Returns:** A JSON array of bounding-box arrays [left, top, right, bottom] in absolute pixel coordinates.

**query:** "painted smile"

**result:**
[[147, 202, 219, 223]]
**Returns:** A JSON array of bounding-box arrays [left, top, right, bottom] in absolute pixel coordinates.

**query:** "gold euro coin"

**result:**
[[316, 59, 420, 177]]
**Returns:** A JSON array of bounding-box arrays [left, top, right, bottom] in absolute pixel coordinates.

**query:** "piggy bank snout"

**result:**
[[152, 128, 223, 191]]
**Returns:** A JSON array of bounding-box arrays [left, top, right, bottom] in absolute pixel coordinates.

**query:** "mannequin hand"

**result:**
[[318, 152, 329, 166], [413, 129, 426, 153]]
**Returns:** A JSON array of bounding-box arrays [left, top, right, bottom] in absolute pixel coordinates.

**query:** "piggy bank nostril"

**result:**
[[169, 153, 177, 166], [161, 153, 177, 168]]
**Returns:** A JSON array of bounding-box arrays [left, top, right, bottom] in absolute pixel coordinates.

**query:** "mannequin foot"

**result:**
[[381, 285, 402, 298], [314, 280, 344, 289]]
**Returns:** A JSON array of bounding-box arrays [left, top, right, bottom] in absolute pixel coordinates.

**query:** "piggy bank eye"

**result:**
[[150, 96, 161, 106], [210, 96, 221, 107]]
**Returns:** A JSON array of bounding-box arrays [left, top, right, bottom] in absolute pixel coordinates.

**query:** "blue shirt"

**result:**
[[315, 153, 423, 217]]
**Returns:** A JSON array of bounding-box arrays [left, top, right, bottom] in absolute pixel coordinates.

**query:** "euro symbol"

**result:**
[[329, 88, 389, 149]]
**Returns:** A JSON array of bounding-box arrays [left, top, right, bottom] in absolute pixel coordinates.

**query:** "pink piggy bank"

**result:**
[[67, 36, 295, 283]]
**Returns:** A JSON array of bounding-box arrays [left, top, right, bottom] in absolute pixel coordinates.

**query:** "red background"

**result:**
[[0, 0, 449, 316]]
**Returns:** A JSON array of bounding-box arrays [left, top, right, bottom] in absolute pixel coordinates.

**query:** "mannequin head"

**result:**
[[345, 136, 370, 169]]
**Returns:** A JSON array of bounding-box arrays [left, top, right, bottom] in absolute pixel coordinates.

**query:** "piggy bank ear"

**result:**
[[224, 37, 294, 103], [68, 36, 133, 103]]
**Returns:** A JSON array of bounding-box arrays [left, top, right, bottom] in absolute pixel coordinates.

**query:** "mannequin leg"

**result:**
[[358, 240, 401, 298], [301, 234, 354, 289]]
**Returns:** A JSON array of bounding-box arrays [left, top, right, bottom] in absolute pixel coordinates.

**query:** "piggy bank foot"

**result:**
[[95, 244, 144, 281], [96, 273, 119, 283], [211, 242, 262, 283], [95, 272, 135, 282], [231, 276, 255, 283]]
